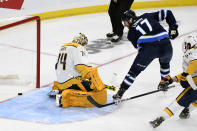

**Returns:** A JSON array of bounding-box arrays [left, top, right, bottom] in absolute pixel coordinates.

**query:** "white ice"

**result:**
[[0, 6, 197, 131]]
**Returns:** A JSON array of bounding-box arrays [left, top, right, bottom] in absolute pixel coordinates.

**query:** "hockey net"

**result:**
[[0, 16, 40, 88]]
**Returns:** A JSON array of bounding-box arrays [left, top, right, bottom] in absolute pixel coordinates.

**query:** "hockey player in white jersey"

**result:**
[[48, 33, 114, 108], [150, 35, 197, 128]]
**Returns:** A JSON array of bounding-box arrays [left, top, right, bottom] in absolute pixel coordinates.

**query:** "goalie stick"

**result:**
[[87, 85, 176, 108]]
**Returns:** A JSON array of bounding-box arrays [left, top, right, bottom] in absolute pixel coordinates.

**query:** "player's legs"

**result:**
[[113, 46, 157, 99], [158, 40, 173, 78], [154, 87, 197, 122], [150, 87, 195, 128], [114, 0, 133, 37], [108, 0, 118, 36]]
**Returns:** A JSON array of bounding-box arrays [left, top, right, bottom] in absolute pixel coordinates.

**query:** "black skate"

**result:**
[[111, 35, 122, 42], [106, 32, 116, 38], [150, 117, 165, 128], [179, 107, 190, 119], [47, 90, 59, 98], [113, 88, 126, 100]]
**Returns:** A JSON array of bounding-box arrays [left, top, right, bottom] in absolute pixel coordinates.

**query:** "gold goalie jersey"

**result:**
[[182, 47, 197, 79], [55, 42, 89, 83]]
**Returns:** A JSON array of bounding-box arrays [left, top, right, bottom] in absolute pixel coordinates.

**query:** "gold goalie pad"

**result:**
[[60, 89, 107, 108], [52, 77, 86, 91], [89, 67, 104, 91]]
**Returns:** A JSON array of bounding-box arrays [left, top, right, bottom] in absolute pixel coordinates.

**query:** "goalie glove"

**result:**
[[158, 75, 173, 91], [169, 24, 178, 40]]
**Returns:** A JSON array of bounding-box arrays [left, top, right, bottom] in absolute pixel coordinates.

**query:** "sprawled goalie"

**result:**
[[150, 35, 197, 128], [48, 33, 114, 108]]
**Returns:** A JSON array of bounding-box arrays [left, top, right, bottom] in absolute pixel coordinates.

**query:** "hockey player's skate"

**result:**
[[158, 75, 173, 91], [150, 116, 165, 128], [47, 90, 59, 98], [112, 88, 126, 100], [56, 94, 62, 107], [179, 107, 190, 119]]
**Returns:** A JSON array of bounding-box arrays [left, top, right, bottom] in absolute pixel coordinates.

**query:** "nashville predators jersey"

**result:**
[[182, 47, 197, 77], [55, 43, 89, 83]]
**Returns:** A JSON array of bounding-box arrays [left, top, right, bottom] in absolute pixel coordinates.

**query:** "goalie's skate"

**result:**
[[179, 107, 190, 119], [56, 94, 62, 107], [47, 90, 59, 98], [149, 116, 165, 128]]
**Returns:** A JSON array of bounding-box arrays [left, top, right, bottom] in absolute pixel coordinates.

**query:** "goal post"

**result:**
[[0, 16, 41, 88]]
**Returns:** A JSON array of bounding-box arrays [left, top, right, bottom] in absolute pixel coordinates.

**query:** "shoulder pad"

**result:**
[[62, 43, 81, 48]]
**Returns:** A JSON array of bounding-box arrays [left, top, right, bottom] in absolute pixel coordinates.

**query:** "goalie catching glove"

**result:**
[[158, 75, 173, 91]]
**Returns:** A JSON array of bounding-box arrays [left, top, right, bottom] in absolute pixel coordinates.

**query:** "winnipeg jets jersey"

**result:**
[[128, 10, 177, 48], [55, 43, 89, 83], [182, 48, 197, 77]]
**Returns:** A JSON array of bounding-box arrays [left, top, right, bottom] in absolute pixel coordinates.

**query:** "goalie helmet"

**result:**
[[182, 35, 197, 53], [122, 10, 137, 22], [73, 33, 88, 46]]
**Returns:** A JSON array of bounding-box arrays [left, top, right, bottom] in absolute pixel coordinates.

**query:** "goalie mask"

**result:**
[[182, 35, 197, 53], [73, 33, 88, 46]]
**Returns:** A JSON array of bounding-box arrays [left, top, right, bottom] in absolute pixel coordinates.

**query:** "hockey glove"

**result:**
[[158, 75, 173, 91], [180, 72, 190, 88], [169, 24, 178, 40]]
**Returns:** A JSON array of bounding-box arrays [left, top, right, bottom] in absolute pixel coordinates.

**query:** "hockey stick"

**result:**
[[87, 85, 177, 108]]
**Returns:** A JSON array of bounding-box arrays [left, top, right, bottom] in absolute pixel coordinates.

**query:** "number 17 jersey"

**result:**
[[128, 10, 177, 48]]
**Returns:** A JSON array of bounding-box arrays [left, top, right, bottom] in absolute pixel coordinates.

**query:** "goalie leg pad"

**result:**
[[60, 89, 107, 108], [52, 78, 86, 91], [90, 67, 104, 91]]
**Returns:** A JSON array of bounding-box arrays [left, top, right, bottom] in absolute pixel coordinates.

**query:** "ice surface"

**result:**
[[0, 6, 197, 131]]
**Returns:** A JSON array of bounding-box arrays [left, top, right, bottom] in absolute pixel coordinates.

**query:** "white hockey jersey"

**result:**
[[55, 43, 89, 83], [182, 47, 197, 77]]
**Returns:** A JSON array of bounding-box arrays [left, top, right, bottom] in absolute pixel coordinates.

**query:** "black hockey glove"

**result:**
[[180, 72, 190, 88], [169, 24, 178, 40], [158, 75, 173, 91]]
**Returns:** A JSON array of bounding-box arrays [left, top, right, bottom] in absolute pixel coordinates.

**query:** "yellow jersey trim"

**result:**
[[62, 43, 80, 48], [164, 107, 174, 117], [192, 102, 197, 107], [31, 0, 197, 20], [176, 87, 192, 102]]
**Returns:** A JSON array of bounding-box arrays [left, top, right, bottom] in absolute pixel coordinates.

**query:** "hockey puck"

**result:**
[[18, 93, 23, 95]]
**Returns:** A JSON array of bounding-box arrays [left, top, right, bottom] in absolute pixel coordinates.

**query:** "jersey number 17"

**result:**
[[136, 18, 152, 35]]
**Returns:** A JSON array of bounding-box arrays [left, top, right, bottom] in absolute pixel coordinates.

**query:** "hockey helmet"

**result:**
[[73, 33, 88, 46], [122, 10, 137, 22], [182, 35, 197, 53]]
